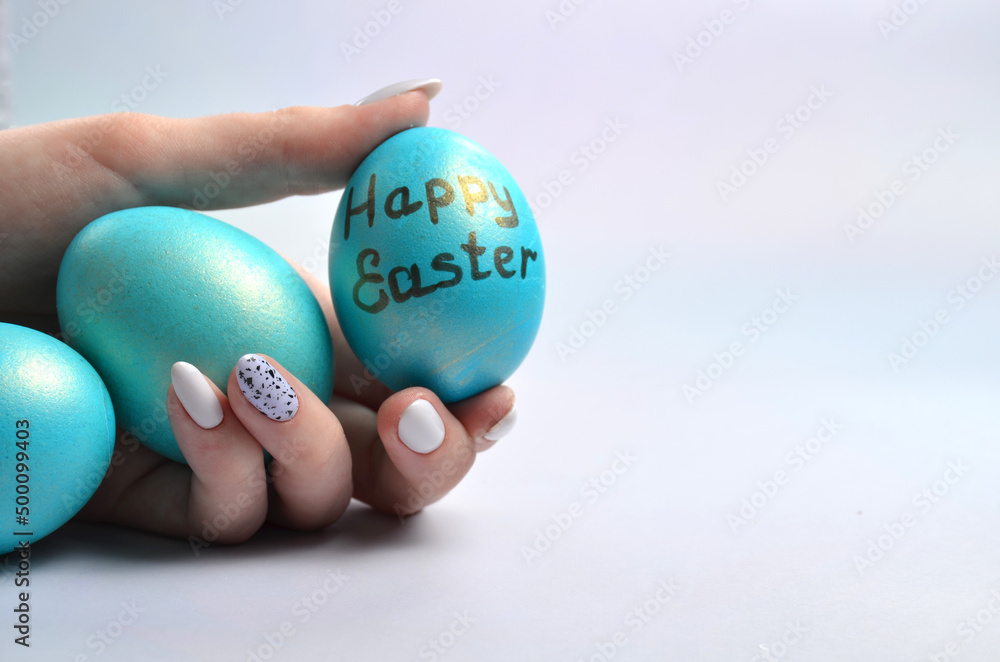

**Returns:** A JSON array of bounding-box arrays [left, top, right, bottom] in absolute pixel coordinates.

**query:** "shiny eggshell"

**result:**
[[330, 128, 545, 402], [56, 207, 333, 463], [0, 323, 114, 554]]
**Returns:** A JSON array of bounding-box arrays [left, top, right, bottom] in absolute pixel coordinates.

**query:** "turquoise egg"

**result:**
[[56, 207, 333, 464], [329, 128, 545, 402], [0, 323, 114, 555]]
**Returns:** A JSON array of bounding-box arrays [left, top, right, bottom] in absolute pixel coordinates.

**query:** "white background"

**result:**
[[4, 0, 1000, 660]]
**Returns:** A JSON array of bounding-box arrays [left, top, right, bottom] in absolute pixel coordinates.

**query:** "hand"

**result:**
[[0, 86, 518, 544]]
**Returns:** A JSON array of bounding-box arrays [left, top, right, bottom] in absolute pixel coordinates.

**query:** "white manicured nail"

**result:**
[[236, 354, 299, 422], [355, 78, 442, 106], [398, 399, 445, 454], [171, 362, 224, 429], [484, 405, 517, 442]]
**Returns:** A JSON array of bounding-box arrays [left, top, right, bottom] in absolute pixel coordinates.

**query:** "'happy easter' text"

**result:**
[[343, 173, 539, 314]]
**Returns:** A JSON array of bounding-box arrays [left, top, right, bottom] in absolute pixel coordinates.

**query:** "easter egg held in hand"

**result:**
[[0, 323, 115, 555], [56, 207, 333, 464], [329, 127, 545, 402]]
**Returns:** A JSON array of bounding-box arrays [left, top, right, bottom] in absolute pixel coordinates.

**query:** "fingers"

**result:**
[[77, 373, 270, 545], [169, 371, 269, 544], [448, 385, 517, 453], [78, 356, 354, 543], [227, 354, 353, 530], [0, 91, 430, 313], [339, 385, 517, 518]]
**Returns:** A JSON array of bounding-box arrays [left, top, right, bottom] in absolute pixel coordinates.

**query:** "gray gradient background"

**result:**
[[3, 0, 1000, 660]]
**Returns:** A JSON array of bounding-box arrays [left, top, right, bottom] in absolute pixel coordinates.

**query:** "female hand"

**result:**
[[0, 80, 518, 543]]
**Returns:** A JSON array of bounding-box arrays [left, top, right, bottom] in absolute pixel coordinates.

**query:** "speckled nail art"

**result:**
[[236, 354, 298, 422]]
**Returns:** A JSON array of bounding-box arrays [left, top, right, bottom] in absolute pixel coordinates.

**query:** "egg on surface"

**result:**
[[329, 127, 546, 403], [0, 323, 114, 554], [56, 206, 333, 464]]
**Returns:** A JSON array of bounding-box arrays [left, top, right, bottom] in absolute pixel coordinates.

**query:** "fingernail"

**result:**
[[354, 78, 443, 106], [398, 399, 445, 454], [236, 354, 299, 422], [484, 405, 517, 442], [171, 362, 224, 429]]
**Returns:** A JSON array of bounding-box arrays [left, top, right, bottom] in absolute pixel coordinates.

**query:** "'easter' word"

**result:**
[[345, 172, 537, 314], [843, 126, 957, 243], [352, 234, 538, 314], [716, 85, 832, 202], [878, 0, 931, 41]]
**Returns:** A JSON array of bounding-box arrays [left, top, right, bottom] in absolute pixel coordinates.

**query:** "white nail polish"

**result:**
[[354, 78, 443, 106], [484, 405, 517, 442], [171, 362, 224, 429], [236, 354, 299, 422], [398, 399, 445, 454]]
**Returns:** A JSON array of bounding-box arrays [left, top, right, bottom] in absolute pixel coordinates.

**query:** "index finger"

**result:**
[[0, 88, 432, 313]]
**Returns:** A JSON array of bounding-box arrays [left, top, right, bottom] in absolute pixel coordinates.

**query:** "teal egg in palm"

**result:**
[[0, 323, 115, 555], [329, 127, 546, 402], [56, 207, 333, 464]]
